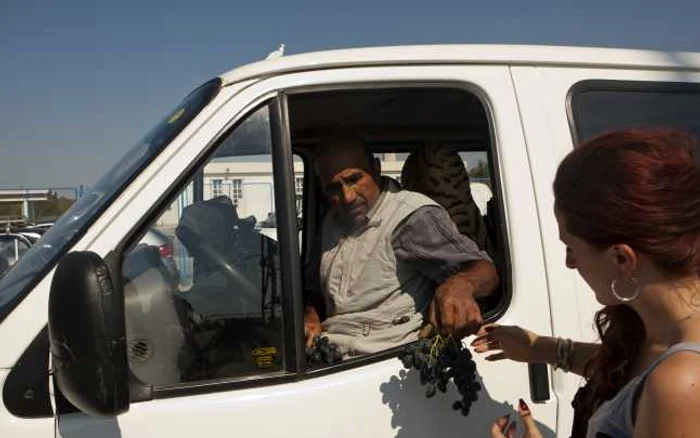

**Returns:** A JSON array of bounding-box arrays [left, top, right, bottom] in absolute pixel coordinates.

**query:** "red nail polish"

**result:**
[[519, 398, 530, 414]]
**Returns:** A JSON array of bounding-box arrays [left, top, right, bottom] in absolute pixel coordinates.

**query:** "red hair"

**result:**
[[553, 129, 700, 437]]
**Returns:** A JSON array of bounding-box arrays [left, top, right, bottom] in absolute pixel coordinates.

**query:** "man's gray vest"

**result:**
[[319, 179, 437, 356]]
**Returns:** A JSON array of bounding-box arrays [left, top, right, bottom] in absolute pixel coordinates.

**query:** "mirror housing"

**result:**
[[48, 251, 129, 417]]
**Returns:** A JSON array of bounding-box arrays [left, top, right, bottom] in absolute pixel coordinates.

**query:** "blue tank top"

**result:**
[[586, 342, 700, 438]]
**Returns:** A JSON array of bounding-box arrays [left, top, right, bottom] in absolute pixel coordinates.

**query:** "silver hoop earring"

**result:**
[[611, 277, 640, 302]]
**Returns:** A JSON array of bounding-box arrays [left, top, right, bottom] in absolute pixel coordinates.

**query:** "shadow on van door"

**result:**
[[380, 369, 555, 438], [57, 413, 122, 438]]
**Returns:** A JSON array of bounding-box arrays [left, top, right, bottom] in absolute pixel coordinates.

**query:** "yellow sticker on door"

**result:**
[[252, 347, 278, 369]]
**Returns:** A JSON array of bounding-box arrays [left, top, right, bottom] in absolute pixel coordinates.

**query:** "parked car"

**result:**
[[0, 45, 699, 438], [10, 226, 48, 244], [9, 221, 179, 282], [0, 232, 33, 276], [136, 227, 180, 281]]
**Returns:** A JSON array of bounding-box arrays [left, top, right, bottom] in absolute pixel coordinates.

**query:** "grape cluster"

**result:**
[[306, 335, 342, 366], [397, 335, 481, 416]]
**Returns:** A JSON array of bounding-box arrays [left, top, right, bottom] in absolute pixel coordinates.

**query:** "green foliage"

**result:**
[[469, 160, 489, 179]]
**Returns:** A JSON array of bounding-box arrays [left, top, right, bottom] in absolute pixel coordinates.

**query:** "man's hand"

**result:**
[[304, 305, 323, 347], [428, 272, 483, 339]]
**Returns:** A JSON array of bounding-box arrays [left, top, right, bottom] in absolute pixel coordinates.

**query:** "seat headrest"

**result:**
[[401, 143, 490, 251], [177, 196, 239, 248]]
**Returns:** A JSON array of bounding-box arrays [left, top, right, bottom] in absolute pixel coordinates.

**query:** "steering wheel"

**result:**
[[176, 226, 258, 303]]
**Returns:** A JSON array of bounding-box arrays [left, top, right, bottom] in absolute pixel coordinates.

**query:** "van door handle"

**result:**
[[528, 363, 550, 402]]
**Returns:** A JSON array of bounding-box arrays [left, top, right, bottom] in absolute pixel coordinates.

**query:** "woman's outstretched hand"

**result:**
[[471, 324, 541, 363]]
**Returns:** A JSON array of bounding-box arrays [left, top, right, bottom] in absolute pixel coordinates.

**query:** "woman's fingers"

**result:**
[[471, 338, 492, 352], [518, 398, 543, 438], [485, 352, 507, 361], [491, 398, 543, 438], [472, 324, 506, 347], [489, 414, 513, 438], [505, 422, 517, 438], [475, 323, 498, 337]]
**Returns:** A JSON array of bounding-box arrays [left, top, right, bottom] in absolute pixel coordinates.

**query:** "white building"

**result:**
[[155, 155, 490, 231]]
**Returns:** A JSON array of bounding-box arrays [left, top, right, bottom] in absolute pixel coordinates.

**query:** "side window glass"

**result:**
[[122, 104, 286, 386], [570, 81, 700, 162]]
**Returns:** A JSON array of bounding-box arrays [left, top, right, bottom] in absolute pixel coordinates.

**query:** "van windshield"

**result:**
[[0, 79, 221, 322]]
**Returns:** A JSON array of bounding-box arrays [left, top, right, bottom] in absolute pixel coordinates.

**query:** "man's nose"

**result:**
[[341, 185, 356, 204]]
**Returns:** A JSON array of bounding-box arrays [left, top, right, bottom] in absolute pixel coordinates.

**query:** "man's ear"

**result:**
[[373, 157, 381, 181], [609, 244, 638, 277]]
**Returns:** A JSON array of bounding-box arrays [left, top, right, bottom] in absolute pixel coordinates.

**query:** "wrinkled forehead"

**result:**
[[315, 140, 373, 181]]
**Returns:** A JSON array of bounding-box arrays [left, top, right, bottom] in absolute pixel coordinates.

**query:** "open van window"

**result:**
[[0, 79, 221, 322]]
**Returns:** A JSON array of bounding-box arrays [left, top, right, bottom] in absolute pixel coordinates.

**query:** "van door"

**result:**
[[57, 65, 557, 437], [510, 65, 700, 438]]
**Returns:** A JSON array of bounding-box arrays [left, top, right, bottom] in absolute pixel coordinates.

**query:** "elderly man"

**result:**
[[304, 138, 498, 357]]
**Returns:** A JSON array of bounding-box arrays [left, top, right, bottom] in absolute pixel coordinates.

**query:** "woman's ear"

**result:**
[[610, 244, 638, 277]]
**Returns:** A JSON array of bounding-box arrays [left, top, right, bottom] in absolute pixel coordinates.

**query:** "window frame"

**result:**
[[288, 82, 513, 380], [567, 79, 700, 146]]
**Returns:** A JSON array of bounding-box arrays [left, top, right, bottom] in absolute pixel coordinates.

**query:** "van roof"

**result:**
[[219, 44, 700, 86]]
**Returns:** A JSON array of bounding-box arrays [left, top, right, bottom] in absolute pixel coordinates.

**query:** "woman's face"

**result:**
[[555, 207, 618, 305]]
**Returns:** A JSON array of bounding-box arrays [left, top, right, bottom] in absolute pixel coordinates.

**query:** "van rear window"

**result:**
[[569, 80, 700, 163]]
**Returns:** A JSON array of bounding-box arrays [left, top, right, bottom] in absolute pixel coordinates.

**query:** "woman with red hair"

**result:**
[[474, 129, 700, 438]]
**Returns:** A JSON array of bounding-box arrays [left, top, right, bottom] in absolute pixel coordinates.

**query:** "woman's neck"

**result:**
[[633, 277, 700, 349]]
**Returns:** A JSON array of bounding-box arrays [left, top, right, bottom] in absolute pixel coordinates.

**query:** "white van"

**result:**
[[1, 45, 699, 438]]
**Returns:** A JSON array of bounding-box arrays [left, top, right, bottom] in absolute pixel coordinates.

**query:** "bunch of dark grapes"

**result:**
[[306, 335, 342, 366], [397, 335, 481, 417]]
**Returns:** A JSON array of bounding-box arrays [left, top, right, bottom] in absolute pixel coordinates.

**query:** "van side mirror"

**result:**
[[48, 251, 129, 417]]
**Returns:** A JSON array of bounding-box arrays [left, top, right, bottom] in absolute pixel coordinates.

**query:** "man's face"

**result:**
[[318, 145, 381, 229]]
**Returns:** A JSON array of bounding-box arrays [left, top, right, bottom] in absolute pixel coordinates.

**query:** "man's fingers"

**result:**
[[518, 398, 543, 438], [427, 301, 439, 330], [438, 299, 455, 336], [453, 302, 483, 339], [304, 325, 321, 348]]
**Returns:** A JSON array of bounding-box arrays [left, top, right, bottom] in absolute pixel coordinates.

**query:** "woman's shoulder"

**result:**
[[642, 348, 700, 408], [633, 350, 700, 433]]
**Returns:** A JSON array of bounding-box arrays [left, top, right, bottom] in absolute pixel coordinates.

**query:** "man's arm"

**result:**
[[393, 205, 499, 338]]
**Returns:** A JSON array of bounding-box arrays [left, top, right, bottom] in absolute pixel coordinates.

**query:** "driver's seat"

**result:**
[[177, 196, 240, 278]]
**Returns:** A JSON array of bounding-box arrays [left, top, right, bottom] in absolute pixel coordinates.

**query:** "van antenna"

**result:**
[[265, 44, 285, 60]]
